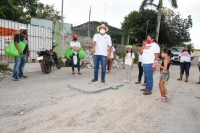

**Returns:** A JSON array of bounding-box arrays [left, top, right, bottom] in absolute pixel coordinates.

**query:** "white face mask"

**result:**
[[100, 29, 106, 34]]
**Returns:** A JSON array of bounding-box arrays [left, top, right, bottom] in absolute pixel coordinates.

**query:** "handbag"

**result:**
[[5, 34, 26, 57], [78, 48, 85, 59], [65, 46, 73, 58]]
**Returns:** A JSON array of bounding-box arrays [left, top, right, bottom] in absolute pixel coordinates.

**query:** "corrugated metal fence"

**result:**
[[0, 19, 53, 62]]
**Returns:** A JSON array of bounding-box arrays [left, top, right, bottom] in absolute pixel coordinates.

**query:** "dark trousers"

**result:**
[[138, 62, 146, 83], [180, 62, 191, 77], [71, 53, 80, 72]]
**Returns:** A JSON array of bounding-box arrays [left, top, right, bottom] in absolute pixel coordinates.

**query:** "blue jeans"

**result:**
[[12, 54, 26, 78], [71, 53, 80, 72], [143, 64, 154, 92], [93, 55, 107, 79], [180, 62, 191, 77]]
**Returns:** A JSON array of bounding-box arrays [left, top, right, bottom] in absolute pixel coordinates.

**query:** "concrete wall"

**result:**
[[63, 34, 131, 56]]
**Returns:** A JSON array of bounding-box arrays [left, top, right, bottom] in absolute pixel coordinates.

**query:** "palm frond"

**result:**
[[169, 0, 178, 8], [146, 3, 158, 9], [139, 0, 149, 12], [149, 0, 155, 4]]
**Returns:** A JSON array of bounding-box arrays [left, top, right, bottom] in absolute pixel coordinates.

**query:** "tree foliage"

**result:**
[[121, 8, 192, 47], [0, 0, 61, 24], [139, 0, 178, 43], [35, 3, 61, 22], [162, 7, 192, 46]]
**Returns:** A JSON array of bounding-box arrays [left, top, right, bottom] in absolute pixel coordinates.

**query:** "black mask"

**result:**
[[73, 38, 77, 41], [22, 30, 27, 35]]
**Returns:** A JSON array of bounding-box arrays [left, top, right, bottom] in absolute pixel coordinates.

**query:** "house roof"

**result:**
[[72, 21, 129, 36]]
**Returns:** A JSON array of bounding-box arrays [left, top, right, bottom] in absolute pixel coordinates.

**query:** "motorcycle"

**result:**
[[37, 41, 60, 74]]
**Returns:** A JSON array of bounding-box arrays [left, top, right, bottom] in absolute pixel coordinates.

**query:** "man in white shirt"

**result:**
[[91, 24, 112, 83]]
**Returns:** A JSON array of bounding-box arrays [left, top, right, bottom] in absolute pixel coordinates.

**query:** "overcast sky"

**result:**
[[39, 0, 200, 48]]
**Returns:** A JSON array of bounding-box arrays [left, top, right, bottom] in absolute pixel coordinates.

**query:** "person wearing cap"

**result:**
[[12, 26, 30, 81], [70, 34, 81, 75], [91, 24, 112, 83], [123, 45, 135, 84]]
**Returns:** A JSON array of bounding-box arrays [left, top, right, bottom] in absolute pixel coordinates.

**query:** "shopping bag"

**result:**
[[65, 47, 73, 58], [5, 40, 26, 57], [78, 48, 85, 59]]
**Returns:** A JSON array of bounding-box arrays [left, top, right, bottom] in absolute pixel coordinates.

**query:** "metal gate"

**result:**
[[0, 19, 53, 63]]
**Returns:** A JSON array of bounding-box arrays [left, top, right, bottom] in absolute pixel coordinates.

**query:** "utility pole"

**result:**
[[104, 4, 106, 22], [145, 20, 149, 40], [60, 0, 64, 57], [88, 5, 91, 37]]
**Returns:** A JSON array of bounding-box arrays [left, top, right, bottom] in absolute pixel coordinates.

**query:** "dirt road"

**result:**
[[0, 59, 200, 133]]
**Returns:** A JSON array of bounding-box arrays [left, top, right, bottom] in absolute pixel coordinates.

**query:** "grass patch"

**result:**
[[0, 65, 13, 72]]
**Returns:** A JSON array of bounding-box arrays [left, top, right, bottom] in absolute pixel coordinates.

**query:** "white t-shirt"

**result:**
[[70, 41, 81, 54], [110, 46, 116, 59], [93, 33, 112, 56], [142, 42, 160, 64], [179, 51, 194, 62], [125, 53, 135, 65]]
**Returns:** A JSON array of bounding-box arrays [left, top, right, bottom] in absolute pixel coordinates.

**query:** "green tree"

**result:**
[[121, 9, 160, 44], [139, 0, 178, 43], [0, 0, 38, 23], [34, 2, 62, 22], [0, 0, 61, 23], [121, 9, 192, 47], [162, 7, 192, 46]]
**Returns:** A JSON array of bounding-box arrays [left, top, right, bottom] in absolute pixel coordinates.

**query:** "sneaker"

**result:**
[[91, 78, 98, 82], [12, 77, 19, 81], [156, 97, 166, 102], [123, 79, 127, 83], [19, 76, 27, 79], [101, 79, 105, 83], [126, 80, 130, 84], [165, 94, 170, 100]]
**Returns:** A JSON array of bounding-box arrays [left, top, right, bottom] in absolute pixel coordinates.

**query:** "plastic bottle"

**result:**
[[152, 58, 160, 68]]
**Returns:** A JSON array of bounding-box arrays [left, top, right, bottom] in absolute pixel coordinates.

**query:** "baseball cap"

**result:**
[[126, 45, 132, 49]]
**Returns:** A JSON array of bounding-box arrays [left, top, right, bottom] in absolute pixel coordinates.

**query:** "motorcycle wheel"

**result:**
[[56, 61, 61, 69], [41, 59, 51, 74]]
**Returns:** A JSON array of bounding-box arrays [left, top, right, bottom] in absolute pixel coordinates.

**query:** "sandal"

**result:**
[[140, 88, 147, 92], [142, 83, 146, 86], [135, 82, 141, 84], [196, 81, 200, 84], [143, 91, 152, 95]]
